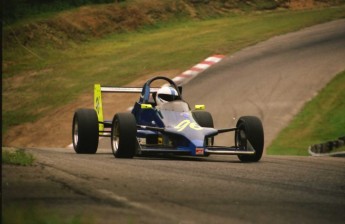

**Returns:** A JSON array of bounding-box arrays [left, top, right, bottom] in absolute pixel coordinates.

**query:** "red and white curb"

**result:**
[[172, 55, 225, 85], [67, 54, 225, 148]]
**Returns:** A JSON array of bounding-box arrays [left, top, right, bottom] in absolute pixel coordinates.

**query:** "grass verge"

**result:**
[[3, 204, 91, 224], [332, 146, 345, 154], [2, 148, 35, 166], [2, 6, 345, 135], [267, 70, 345, 156]]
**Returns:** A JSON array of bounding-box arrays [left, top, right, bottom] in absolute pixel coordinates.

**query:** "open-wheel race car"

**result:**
[[72, 76, 264, 162]]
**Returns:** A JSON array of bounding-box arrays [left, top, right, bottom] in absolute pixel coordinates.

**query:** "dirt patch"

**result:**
[[3, 1, 230, 49], [7, 0, 337, 49], [288, 0, 340, 9], [289, 0, 315, 9], [3, 71, 179, 148]]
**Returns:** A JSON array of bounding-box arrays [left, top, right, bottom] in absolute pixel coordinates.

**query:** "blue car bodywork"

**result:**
[[96, 76, 259, 158], [72, 76, 263, 162]]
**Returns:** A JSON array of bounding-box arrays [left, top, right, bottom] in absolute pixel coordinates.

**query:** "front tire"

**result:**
[[111, 113, 137, 158], [236, 116, 264, 162], [192, 111, 214, 155], [72, 109, 99, 154], [192, 111, 214, 128]]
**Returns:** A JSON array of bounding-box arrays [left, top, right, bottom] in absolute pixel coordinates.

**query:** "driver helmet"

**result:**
[[156, 86, 179, 105]]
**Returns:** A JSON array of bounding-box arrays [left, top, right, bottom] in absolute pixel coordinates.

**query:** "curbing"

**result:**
[[172, 55, 225, 85]]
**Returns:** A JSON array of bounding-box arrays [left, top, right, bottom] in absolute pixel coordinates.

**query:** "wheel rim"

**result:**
[[236, 126, 247, 150], [73, 119, 79, 147], [112, 120, 120, 153]]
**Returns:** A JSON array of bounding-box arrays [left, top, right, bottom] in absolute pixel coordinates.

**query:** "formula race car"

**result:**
[[72, 76, 264, 162]]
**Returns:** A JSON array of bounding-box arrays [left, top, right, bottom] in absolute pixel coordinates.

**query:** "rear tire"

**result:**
[[72, 109, 99, 154], [111, 113, 137, 158], [236, 116, 264, 162]]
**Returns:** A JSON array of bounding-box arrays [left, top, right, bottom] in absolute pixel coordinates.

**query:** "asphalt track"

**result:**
[[183, 19, 345, 147], [20, 148, 345, 224], [4, 19, 345, 223]]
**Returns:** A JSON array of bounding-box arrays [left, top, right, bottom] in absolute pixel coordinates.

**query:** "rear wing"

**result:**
[[93, 84, 161, 131], [98, 86, 160, 93]]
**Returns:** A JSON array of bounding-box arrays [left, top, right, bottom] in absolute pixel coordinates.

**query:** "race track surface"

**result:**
[[3, 19, 345, 223], [4, 147, 345, 223], [183, 19, 345, 147]]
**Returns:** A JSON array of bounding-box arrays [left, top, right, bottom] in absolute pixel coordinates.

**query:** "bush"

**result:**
[[2, 148, 35, 166], [2, 0, 120, 25]]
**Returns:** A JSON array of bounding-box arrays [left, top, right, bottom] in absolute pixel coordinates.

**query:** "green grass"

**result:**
[[332, 145, 345, 154], [2, 6, 345, 134], [2, 148, 35, 166], [3, 204, 92, 224], [267, 70, 345, 156]]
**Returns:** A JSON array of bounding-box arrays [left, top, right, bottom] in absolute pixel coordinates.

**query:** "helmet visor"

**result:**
[[158, 94, 177, 102]]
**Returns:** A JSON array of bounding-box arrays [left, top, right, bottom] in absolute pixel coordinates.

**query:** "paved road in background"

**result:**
[[3, 20, 345, 223], [183, 19, 345, 148]]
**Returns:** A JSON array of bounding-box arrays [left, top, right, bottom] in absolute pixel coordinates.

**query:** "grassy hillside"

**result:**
[[2, 0, 283, 25], [3, 0, 345, 48], [2, 1, 345, 142], [267, 70, 345, 156]]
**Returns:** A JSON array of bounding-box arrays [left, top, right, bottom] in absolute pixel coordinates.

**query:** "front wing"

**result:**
[[136, 125, 256, 156]]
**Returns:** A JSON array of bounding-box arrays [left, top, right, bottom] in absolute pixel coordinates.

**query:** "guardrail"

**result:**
[[308, 136, 345, 157]]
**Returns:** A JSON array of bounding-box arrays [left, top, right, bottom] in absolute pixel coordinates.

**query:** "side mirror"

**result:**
[[194, 105, 205, 110], [178, 86, 183, 95], [141, 104, 153, 109]]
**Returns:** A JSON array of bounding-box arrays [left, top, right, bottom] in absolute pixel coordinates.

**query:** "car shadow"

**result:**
[[67, 149, 247, 163], [135, 154, 243, 163]]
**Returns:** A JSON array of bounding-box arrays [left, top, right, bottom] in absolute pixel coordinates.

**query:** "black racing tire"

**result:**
[[111, 113, 137, 158], [72, 109, 99, 154], [192, 111, 214, 128], [192, 111, 214, 147], [235, 116, 264, 162]]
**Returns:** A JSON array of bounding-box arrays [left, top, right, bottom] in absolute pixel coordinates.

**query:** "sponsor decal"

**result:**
[[180, 112, 189, 119], [94, 84, 104, 131], [196, 148, 204, 155], [174, 119, 203, 132], [158, 137, 163, 145], [95, 96, 101, 114]]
